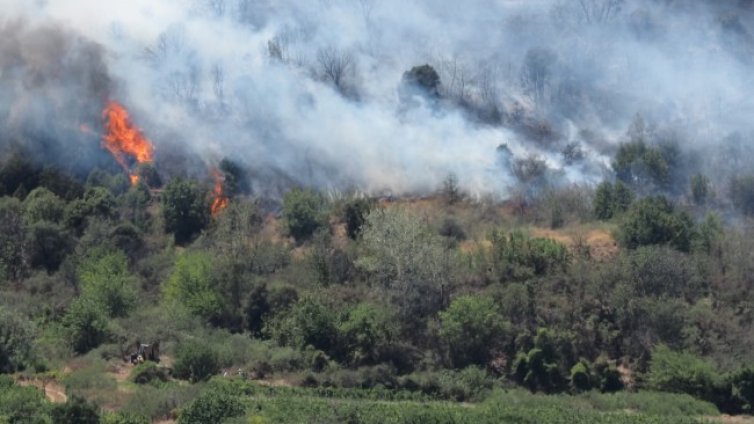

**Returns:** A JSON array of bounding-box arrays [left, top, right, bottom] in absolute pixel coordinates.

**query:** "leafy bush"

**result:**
[[439, 295, 508, 368], [267, 296, 339, 354], [130, 362, 170, 385], [0, 309, 35, 373], [101, 411, 150, 424], [282, 188, 326, 242], [173, 340, 220, 383], [647, 345, 719, 400], [161, 178, 209, 244], [339, 303, 398, 366], [62, 297, 110, 354], [78, 250, 136, 318], [164, 251, 223, 321], [618, 196, 693, 252], [0, 375, 50, 423], [489, 231, 570, 281], [50, 395, 100, 424], [176, 388, 245, 424]]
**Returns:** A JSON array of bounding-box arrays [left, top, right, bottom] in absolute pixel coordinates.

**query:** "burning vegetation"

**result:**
[[210, 168, 229, 216], [101, 100, 155, 185]]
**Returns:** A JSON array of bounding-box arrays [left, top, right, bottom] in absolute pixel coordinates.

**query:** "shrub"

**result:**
[[618, 196, 694, 252], [62, 296, 110, 354], [161, 178, 209, 244], [647, 345, 718, 400], [439, 295, 508, 368], [101, 411, 150, 424], [0, 375, 50, 423], [23, 187, 65, 224], [0, 308, 35, 373], [173, 340, 220, 383], [164, 252, 223, 321], [176, 388, 244, 424], [570, 361, 592, 392], [282, 188, 326, 242], [130, 362, 170, 385], [50, 395, 100, 424]]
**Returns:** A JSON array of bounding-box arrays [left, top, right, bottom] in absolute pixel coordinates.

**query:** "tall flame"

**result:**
[[211, 169, 230, 217], [102, 100, 155, 185]]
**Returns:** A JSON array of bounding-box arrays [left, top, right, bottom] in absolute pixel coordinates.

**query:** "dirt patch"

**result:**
[[16, 377, 67, 403], [714, 415, 754, 423]]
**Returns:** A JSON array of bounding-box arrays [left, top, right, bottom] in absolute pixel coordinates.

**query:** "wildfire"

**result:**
[[101, 100, 155, 185], [211, 168, 230, 217]]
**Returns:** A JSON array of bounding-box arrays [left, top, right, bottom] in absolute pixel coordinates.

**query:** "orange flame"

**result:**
[[102, 100, 155, 185], [211, 169, 229, 217]]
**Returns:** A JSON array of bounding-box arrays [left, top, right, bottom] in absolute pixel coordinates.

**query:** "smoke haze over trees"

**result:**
[[1, 0, 754, 197]]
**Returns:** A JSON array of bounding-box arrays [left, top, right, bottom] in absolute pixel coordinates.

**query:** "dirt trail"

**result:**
[[16, 377, 67, 403]]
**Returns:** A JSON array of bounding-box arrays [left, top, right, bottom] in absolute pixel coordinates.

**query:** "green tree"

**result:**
[[164, 252, 223, 321], [691, 174, 710, 205], [343, 197, 373, 239], [173, 340, 220, 383], [0, 309, 35, 373], [161, 178, 209, 244], [23, 187, 64, 224], [78, 251, 136, 318], [439, 295, 508, 368], [339, 303, 398, 365], [593, 182, 614, 220], [62, 297, 109, 354], [267, 296, 339, 354], [358, 207, 457, 323], [64, 187, 117, 231], [618, 196, 694, 252], [245, 284, 269, 338], [25, 222, 71, 272], [0, 197, 27, 281], [282, 188, 326, 242]]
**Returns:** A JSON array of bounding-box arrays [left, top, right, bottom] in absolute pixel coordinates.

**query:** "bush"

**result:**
[[23, 187, 65, 224], [50, 395, 100, 424], [164, 251, 223, 321], [282, 188, 326, 242], [101, 411, 150, 424], [439, 295, 508, 368], [618, 196, 694, 252], [161, 178, 209, 244], [62, 297, 110, 354], [570, 361, 592, 392], [173, 340, 220, 383], [0, 375, 50, 423], [267, 296, 339, 355], [78, 250, 136, 318], [176, 388, 244, 424], [0, 308, 35, 373], [339, 303, 398, 366], [130, 362, 170, 385], [647, 345, 719, 400]]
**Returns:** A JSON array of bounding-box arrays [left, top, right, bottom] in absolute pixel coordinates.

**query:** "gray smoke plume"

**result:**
[[2, 0, 753, 196]]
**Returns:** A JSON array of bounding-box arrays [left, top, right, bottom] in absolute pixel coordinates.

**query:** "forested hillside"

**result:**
[[3, 0, 754, 423]]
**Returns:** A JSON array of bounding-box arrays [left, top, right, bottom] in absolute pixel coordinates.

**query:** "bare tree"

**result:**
[[315, 47, 354, 94]]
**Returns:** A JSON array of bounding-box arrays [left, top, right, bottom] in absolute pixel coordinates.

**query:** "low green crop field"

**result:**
[[208, 380, 722, 424]]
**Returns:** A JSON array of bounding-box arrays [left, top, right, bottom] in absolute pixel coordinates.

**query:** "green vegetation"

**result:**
[[1, 141, 754, 422]]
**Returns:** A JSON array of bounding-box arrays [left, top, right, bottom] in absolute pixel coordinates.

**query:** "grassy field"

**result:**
[[196, 379, 722, 424]]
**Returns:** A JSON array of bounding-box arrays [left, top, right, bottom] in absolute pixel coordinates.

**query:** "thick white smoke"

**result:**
[[1, 0, 753, 197]]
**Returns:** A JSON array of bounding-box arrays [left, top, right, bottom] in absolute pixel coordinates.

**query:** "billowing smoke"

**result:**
[[1, 0, 753, 197]]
